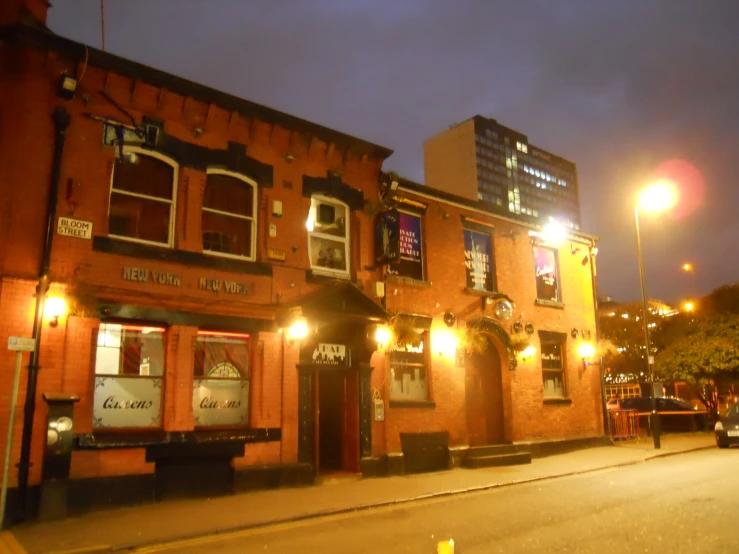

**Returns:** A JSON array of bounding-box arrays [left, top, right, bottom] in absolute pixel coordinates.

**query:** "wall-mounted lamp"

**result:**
[[524, 323, 534, 335], [432, 327, 458, 360], [375, 325, 392, 350], [286, 316, 308, 343], [45, 296, 68, 327], [577, 342, 597, 368], [570, 328, 579, 339], [520, 345, 536, 362], [443, 312, 456, 328], [57, 74, 78, 100], [389, 180, 399, 191], [286, 154, 296, 164]]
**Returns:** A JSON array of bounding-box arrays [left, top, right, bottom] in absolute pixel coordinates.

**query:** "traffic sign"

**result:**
[[7, 337, 35, 352]]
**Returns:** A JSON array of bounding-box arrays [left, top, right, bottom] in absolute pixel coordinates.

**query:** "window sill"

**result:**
[[543, 398, 572, 406], [389, 400, 436, 409], [385, 274, 432, 288], [306, 269, 351, 284], [535, 299, 565, 309], [93, 236, 273, 276]]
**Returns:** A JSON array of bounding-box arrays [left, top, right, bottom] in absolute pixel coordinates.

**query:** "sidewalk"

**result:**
[[7, 433, 715, 554]]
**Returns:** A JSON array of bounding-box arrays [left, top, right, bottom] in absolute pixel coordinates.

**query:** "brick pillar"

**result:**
[[163, 325, 195, 431], [281, 340, 300, 463], [0, 0, 49, 26]]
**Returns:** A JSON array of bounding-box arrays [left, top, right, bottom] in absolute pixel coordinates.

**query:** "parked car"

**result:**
[[618, 397, 708, 432], [714, 403, 739, 448]]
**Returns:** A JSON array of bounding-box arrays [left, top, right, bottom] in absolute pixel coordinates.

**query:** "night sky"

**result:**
[[46, 1, 739, 305]]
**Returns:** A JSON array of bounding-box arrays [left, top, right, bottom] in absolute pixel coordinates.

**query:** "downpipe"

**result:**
[[16, 107, 70, 521]]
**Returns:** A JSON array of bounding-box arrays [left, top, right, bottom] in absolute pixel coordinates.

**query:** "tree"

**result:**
[[654, 284, 739, 415]]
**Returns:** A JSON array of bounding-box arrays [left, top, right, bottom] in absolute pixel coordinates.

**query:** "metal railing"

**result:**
[[608, 409, 640, 440]]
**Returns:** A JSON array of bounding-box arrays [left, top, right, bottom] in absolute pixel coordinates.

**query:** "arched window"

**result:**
[[202, 169, 257, 261], [108, 147, 178, 247]]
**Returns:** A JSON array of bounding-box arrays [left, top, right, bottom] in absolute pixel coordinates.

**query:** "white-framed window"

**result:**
[[202, 169, 257, 261], [192, 330, 251, 427], [92, 322, 166, 429], [306, 194, 350, 277], [108, 147, 178, 247]]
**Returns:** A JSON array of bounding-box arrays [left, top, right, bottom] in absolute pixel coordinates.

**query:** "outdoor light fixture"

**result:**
[[540, 219, 567, 245], [524, 323, 534, 335], [305, 206, 316, 232], [432, 327, 458, 359], [520, 345, 536, 361], [571, 328, 579, 339], [683, 301, 695, 312], [375, 325, 392, 348], [57, 74, 78, 100], [44, 296, 68, 327], [577, 342, 596, 368], [443, 312, 456, 328], [286, 317, 308, 343]]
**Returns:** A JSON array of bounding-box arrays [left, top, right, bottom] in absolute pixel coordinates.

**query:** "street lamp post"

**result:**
[[633, 206, 660, 449], [682, 263, 697, 297], [634, 181, 678, 450]]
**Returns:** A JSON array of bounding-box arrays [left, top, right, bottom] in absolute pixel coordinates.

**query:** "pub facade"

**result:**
[[0, 0, 604, 519]]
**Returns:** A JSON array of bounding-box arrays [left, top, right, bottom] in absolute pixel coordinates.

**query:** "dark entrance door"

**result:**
[[316, 370, 361, 474], [465, 345, 505, 446], [318, 371, 344, 471]]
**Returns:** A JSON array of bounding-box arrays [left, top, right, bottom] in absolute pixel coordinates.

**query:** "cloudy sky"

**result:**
[[47, 1, 738, 305]]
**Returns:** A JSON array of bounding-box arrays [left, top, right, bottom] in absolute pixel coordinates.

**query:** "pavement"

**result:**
[[2, 432, 715, 554]]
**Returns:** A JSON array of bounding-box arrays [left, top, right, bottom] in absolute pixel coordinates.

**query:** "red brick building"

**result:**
[[0, 1, 604, 520]]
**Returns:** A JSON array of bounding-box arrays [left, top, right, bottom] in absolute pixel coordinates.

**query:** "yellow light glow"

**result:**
[[305, 206, 316, 232], [540, 220, 567, 245], [577, 342, 596, 359], [637, 181, 678, 213], [432, 328, 458, 359], [44, 296, 67, 321], [682, 263, 693, 272], [286, 317, 308, 341], [520, 345, 536, 359], [684, 301, 694, 312], [375, 325, 392, 347]]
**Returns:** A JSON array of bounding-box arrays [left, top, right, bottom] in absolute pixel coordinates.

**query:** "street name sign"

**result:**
[[7, 336, 34, 352], [57, 217, 93, 240]]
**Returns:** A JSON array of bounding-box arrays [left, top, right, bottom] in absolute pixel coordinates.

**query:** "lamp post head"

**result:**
[[637, 181, 678, 214], [682, 263, 693, 272]]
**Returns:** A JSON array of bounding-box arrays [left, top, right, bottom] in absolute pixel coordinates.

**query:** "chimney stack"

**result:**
[[0, 0, 50, 27]]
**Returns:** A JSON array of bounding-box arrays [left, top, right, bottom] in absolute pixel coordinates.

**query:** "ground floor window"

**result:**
[[388, 318, 431, 401], [92, 322, 165, 429], [541, 341, 566, 398], [192, 331, 250, 426]]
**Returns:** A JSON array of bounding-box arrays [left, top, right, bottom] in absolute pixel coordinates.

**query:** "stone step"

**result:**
[[466, 444, 526, 457], [463, 451, 532, 468]]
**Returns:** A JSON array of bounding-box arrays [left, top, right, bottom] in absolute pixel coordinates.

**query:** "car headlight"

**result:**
[[715, 421, 724, 431]]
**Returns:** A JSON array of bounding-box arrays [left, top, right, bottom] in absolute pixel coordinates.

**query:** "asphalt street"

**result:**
[[135, 448, 739, 554]]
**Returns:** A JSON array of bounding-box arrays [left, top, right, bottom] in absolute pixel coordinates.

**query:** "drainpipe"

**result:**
[[17, 107, 70, 520], [589, 239, 610, 437]]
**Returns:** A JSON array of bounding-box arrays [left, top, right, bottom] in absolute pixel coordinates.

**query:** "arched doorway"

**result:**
[[465, 338, 505, 446]]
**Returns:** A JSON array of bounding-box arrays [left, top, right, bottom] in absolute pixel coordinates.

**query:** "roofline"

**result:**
[[389, 176, 598, 244], [0, 24, 394, 161]]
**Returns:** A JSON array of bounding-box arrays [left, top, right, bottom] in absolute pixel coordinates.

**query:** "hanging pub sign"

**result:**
[[464, 229, 494, 292], [312, 343, 350, 366], [387, 212, 424, 280], [534, 246, 559, 302], [374, 209, 401, 266]]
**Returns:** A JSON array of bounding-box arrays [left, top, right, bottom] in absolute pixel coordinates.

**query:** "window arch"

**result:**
[[108, 147, 178, 247], [202, 169, 257, 261]]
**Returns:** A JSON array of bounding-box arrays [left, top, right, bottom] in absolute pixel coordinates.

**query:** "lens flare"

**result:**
[[651, 159, 705, 218]]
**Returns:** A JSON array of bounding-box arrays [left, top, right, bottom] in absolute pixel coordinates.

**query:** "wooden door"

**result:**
[[343, 371, 360, 472], [466, 348, 505, 445], [318, 371, 344, 471]]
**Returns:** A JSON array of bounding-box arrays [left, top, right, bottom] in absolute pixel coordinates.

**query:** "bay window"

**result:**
[[192, 331, 250, 427], [92, 323, 165, 429], [108, 147, 178, 247]]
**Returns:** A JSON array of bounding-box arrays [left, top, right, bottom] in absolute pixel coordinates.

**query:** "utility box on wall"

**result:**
[[38, 392, 79, 522]]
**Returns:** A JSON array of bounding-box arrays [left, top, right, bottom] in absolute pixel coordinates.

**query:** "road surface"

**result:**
[[136, 448, 739, 553]]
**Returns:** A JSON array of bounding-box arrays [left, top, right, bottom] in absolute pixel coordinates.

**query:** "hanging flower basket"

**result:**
[[462, 325, 489, 355], [509, 332, 532, 353], [390, 317, 421, 348]]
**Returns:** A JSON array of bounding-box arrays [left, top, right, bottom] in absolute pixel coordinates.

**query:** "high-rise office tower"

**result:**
[[424, 115, 581, 229]]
